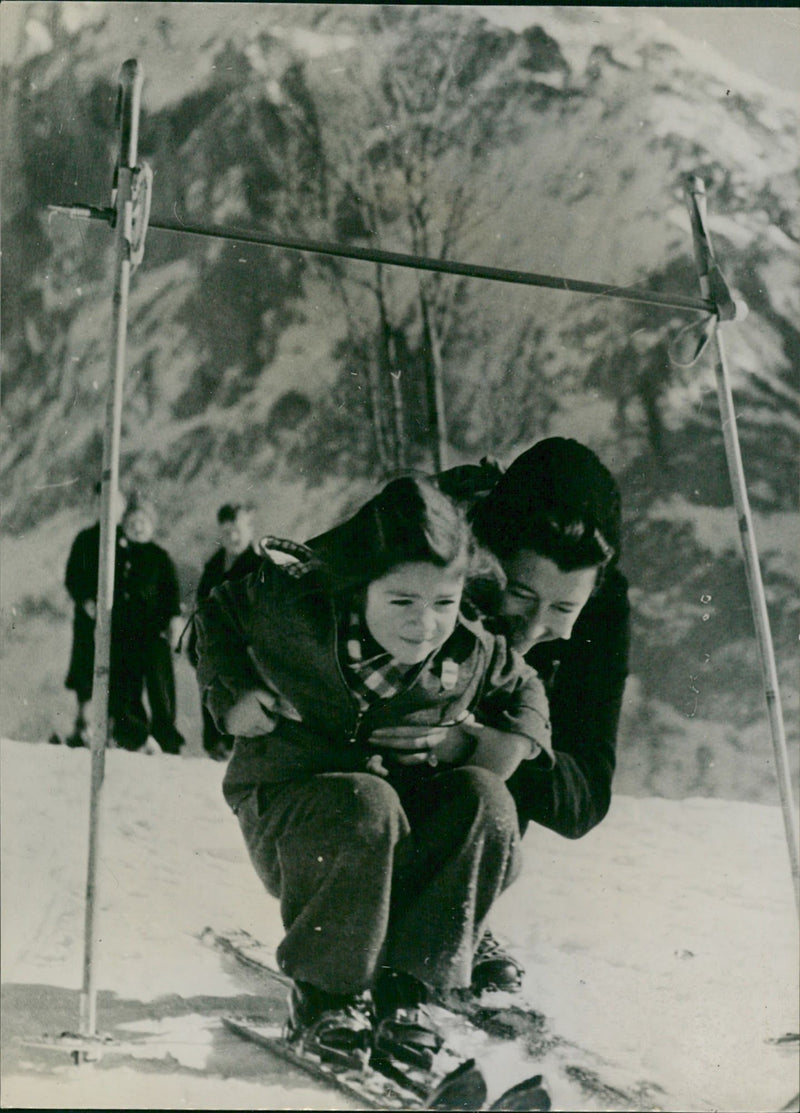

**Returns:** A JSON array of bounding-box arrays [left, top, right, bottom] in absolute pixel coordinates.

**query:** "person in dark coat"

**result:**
[[61, 483, 126, 747], [192, 503, 262, 760], [62, 488, 185, 754], [110, 492, 186, 754], [434, 437, 630, 993]]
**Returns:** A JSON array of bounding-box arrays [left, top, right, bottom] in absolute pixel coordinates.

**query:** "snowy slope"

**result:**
[[1, 738, 797, 1111]]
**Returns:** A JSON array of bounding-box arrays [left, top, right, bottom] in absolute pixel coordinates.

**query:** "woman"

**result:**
[[439, 437, 630, 992]]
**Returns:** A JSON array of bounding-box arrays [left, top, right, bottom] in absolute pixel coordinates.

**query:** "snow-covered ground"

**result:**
[[1, 738, 797, 1111]]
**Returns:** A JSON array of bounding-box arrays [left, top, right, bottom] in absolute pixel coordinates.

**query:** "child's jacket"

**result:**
[[195, 546, 553, 813]]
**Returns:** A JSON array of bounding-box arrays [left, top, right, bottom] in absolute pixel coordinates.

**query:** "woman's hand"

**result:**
[[367, 722, 472, 767], [460, 720, 537, 780], [366, 720, 538, 778]]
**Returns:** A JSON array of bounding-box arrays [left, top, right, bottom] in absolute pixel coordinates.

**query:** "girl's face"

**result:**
[[364, 561, 464, 665]]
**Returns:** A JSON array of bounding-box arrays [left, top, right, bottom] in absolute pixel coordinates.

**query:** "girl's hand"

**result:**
[[223, 689, 281, 736]]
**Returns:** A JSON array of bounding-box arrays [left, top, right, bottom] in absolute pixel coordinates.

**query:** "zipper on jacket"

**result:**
[[328, 597, 367, 744], [348, 707, 366, 746]]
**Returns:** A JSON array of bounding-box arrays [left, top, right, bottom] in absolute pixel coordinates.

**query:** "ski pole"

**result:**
[[80, 58, 145, 1045], [684, 175, 799, 919], [48, 205, 714, 316]]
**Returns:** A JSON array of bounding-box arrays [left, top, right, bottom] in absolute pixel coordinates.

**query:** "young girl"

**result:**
[[194, 477, 551, 1069]]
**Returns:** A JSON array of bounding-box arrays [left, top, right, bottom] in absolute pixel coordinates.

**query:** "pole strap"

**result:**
[[684, 175, 748, 322], [129, 164, 153, 268]]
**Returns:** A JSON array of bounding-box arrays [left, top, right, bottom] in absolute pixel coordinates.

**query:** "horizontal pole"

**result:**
[[48, 203, 714, 315]]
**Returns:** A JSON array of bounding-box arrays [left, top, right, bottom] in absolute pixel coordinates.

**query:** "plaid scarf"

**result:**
[[343, 608, 427, 710]]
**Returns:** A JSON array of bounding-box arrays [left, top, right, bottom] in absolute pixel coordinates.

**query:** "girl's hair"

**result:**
[[471, 438, 621, 576], [309, 476, 505, 596]]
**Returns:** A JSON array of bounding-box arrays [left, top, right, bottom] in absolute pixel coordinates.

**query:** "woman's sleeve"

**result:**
[[475, 636, 554, 767], [508, 574, 631, 838], [65, 530, 94, 604]]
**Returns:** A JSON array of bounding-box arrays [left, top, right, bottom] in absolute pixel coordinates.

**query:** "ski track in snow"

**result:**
[[1, 738, 797, 1111]]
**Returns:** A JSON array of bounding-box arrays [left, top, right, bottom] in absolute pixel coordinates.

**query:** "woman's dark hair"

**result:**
[[308, 476, 504, 596], [471, 438, 622, 574]]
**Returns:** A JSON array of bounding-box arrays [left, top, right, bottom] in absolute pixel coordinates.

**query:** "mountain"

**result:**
[[1, 2, 798, 801]]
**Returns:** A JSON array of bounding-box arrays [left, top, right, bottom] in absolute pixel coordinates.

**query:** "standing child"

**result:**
[[194, 477, 552, 1070]]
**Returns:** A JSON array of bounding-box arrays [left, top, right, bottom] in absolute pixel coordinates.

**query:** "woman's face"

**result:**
[[364, 562, 464, 665], [498, 550, 598, 652], [122, 509, 155, 544]]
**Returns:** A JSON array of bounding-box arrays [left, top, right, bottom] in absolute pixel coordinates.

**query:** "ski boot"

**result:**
[[471, 928, 524, 994], [287, 980, 373, 1069], [372, 968, 443, 1070], [64, 715, 92, 749]]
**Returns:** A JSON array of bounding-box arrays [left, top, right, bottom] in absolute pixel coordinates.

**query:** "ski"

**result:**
[[202, 926, 686, 1111], [435, 986, 667, 1111], [221, 1014, 488, 1109], [221, 1015, 415, 1109], [205, 926, 488, 1109], [203, 928, 560, 1109], [220, 1013, 558, 1111], [204, 928, 565, 1109], [18, 1029, 116, 1064]]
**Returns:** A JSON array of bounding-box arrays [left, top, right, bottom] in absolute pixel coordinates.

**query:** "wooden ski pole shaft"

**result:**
[[80, 59, 144, 1042], [684, 175, 800, 918]]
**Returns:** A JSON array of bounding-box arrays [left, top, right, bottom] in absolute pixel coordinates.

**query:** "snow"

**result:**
[[1, 738, 797, 1111]]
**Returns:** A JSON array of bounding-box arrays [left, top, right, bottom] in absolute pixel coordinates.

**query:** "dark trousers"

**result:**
[[235, 766, 521, 995], [65, 609, 96, 704], [67, 614, 184, 753], [111, 637, 185, 753]]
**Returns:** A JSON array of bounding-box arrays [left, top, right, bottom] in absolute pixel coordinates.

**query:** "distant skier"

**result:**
[[194, 477, 554, 1070], [59, 487, 186, 754], [189, 503, 262, 761]]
